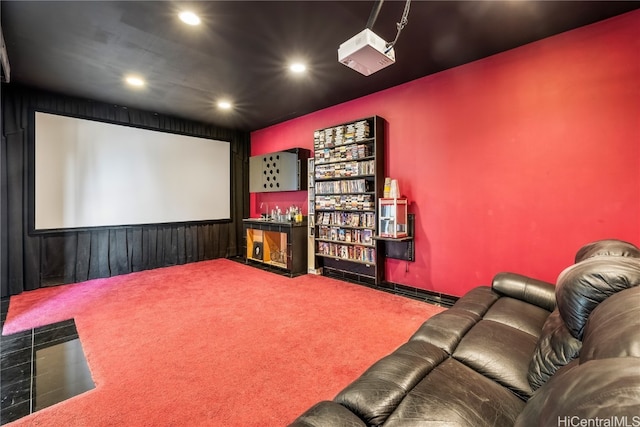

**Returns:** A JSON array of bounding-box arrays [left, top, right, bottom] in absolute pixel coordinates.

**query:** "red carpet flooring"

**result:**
[[3, 259, 445, 426]]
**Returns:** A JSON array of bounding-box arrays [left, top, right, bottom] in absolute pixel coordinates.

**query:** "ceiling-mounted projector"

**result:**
[[338, 28, 395, 76]]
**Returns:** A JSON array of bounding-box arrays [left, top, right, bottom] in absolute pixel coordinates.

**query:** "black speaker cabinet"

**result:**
[[248, 148, 310, 192]]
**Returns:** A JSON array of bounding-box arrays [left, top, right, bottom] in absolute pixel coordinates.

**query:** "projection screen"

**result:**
[[34, 111, 231, 230]]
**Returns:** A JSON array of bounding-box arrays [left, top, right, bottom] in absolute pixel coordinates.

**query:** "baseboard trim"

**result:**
[[229, 256, 459, 308], [321, 267, 458, 308], [377, 281, 458, 308]]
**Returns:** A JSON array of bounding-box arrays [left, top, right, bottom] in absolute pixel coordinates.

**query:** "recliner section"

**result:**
[[291, 276, 554, 427], [515, 285, 640, 426], [289, 239, 640, 426]]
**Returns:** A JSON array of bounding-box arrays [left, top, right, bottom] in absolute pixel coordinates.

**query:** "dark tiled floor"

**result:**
[[1, 299, 95, 425]]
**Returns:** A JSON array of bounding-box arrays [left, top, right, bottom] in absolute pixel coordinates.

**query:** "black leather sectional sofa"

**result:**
[[290, 239, 640, 426]]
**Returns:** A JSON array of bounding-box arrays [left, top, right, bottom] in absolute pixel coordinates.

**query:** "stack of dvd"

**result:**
[[334, 125, 345, 146], [354, 120, 370, 142], [344, 123, 356, 144], [324, 127, 334, 147], [358, 160, 375, 175]]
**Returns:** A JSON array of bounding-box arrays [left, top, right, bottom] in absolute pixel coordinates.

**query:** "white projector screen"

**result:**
[[34, 111, 231, 230]]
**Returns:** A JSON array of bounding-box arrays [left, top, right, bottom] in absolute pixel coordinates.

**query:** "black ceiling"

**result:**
[[2, 1, 638, 132]]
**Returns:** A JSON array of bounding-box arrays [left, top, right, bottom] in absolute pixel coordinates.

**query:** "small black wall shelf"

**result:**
[[376, 213, 415, 261]]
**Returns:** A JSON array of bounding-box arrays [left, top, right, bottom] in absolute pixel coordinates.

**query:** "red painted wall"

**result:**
[[250, 11, 640, 296]]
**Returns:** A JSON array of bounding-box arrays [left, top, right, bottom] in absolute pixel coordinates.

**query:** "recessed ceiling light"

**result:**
[[290, 63, 306, 73], [179, 11, 201, 26], [217, 100, 232, 110], [125, 75, 145, 87]]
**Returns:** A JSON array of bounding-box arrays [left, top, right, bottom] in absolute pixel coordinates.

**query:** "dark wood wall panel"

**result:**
[[130, 228, 143, 272], [1, 84, 250, 297], [23, 231, 40, 292], [176, 226, 186, 265], [34, 224, 236, 287], [63, 235, 77, 283], [163, 227, 176, 266], [76, 231, 91, 282]]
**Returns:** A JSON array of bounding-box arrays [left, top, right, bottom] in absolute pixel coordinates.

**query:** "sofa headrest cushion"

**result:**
[[515, 358, 640, 427], [555, 256, 640, 340], [574, 239, 640, 263], [580, 286, 640, 363]]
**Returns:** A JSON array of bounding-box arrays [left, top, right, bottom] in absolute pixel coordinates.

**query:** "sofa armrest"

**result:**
[[288, 401, 367, 427], [492, 272, 556, 312]]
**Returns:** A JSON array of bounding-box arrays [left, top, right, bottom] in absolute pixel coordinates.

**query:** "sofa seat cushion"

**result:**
[[483, 297, 550, 338], [288, 401, 367, 427], [453, 320, 537, 399], [335, 341, 447, 426], [383, 358, 525, 427], [409, 308, 480, 354], [527, 309, 581, 391]]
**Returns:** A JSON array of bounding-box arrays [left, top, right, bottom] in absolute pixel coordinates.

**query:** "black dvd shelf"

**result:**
[[310, 116, 385, 285]]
